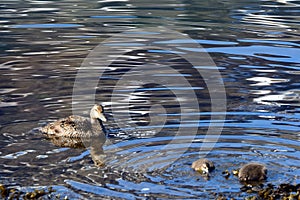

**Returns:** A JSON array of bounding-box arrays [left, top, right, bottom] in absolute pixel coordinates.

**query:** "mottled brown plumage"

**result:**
[[238, 162, 267, 182], [40, 104, 107, 138]]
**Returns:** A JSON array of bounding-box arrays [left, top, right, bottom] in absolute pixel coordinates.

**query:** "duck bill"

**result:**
[[98, 113, 107, 122], [203, 169, 209, 175]]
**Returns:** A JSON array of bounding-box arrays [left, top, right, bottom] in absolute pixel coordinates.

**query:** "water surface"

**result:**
[[1, 0, 300, 199]]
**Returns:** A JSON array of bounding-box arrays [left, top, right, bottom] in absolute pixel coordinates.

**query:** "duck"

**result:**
[[40, 104, 107, 138], [191, 158, 215, 175], [238, 162, 267, 182]]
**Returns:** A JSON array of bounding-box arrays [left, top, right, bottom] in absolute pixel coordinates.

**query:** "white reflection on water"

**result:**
[[254, 89, 300, 106], [247, 77, 289, 86]]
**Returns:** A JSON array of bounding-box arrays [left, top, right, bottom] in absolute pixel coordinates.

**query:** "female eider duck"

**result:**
[[40, 104, 107, 138], [191, 158, 215, 175], [238, 162, 267, 182]]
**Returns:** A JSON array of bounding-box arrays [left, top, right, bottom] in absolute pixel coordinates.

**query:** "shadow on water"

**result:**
[[1, 0, 300, 199]]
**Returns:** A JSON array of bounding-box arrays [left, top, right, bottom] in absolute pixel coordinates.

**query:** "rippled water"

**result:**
[[1, 0, 300, 199]]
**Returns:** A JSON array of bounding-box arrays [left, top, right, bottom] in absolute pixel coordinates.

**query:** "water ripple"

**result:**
[[9, 23, 83, 29]]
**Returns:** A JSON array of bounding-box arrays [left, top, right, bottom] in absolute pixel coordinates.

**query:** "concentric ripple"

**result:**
[[62, 127, 300, 199]]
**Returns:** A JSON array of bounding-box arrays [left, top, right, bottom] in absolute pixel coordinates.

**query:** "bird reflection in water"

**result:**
[[46, 133, 106, 167], [40, 104, 107, 167]]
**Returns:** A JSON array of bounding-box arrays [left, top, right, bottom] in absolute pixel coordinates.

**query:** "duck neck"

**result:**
[[90, 118, 98, 125], [90, 118, 106, 134]]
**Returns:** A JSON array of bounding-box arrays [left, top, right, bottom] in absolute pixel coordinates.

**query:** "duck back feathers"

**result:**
[[40, 104, 106, 138]]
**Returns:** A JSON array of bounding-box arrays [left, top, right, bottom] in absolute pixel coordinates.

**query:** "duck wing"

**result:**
[[41, 115, 93, 138]]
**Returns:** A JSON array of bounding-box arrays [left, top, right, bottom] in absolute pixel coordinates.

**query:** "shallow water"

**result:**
[[1, 0, 300, 199]]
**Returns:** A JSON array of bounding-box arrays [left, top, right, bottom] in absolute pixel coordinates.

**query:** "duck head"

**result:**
[[198, 162, 210, 174], [195, 161, 215, 175], [90, 104, 107, 122]]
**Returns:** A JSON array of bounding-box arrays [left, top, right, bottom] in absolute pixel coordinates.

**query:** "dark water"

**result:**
[[1, 0, 300, 199]]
